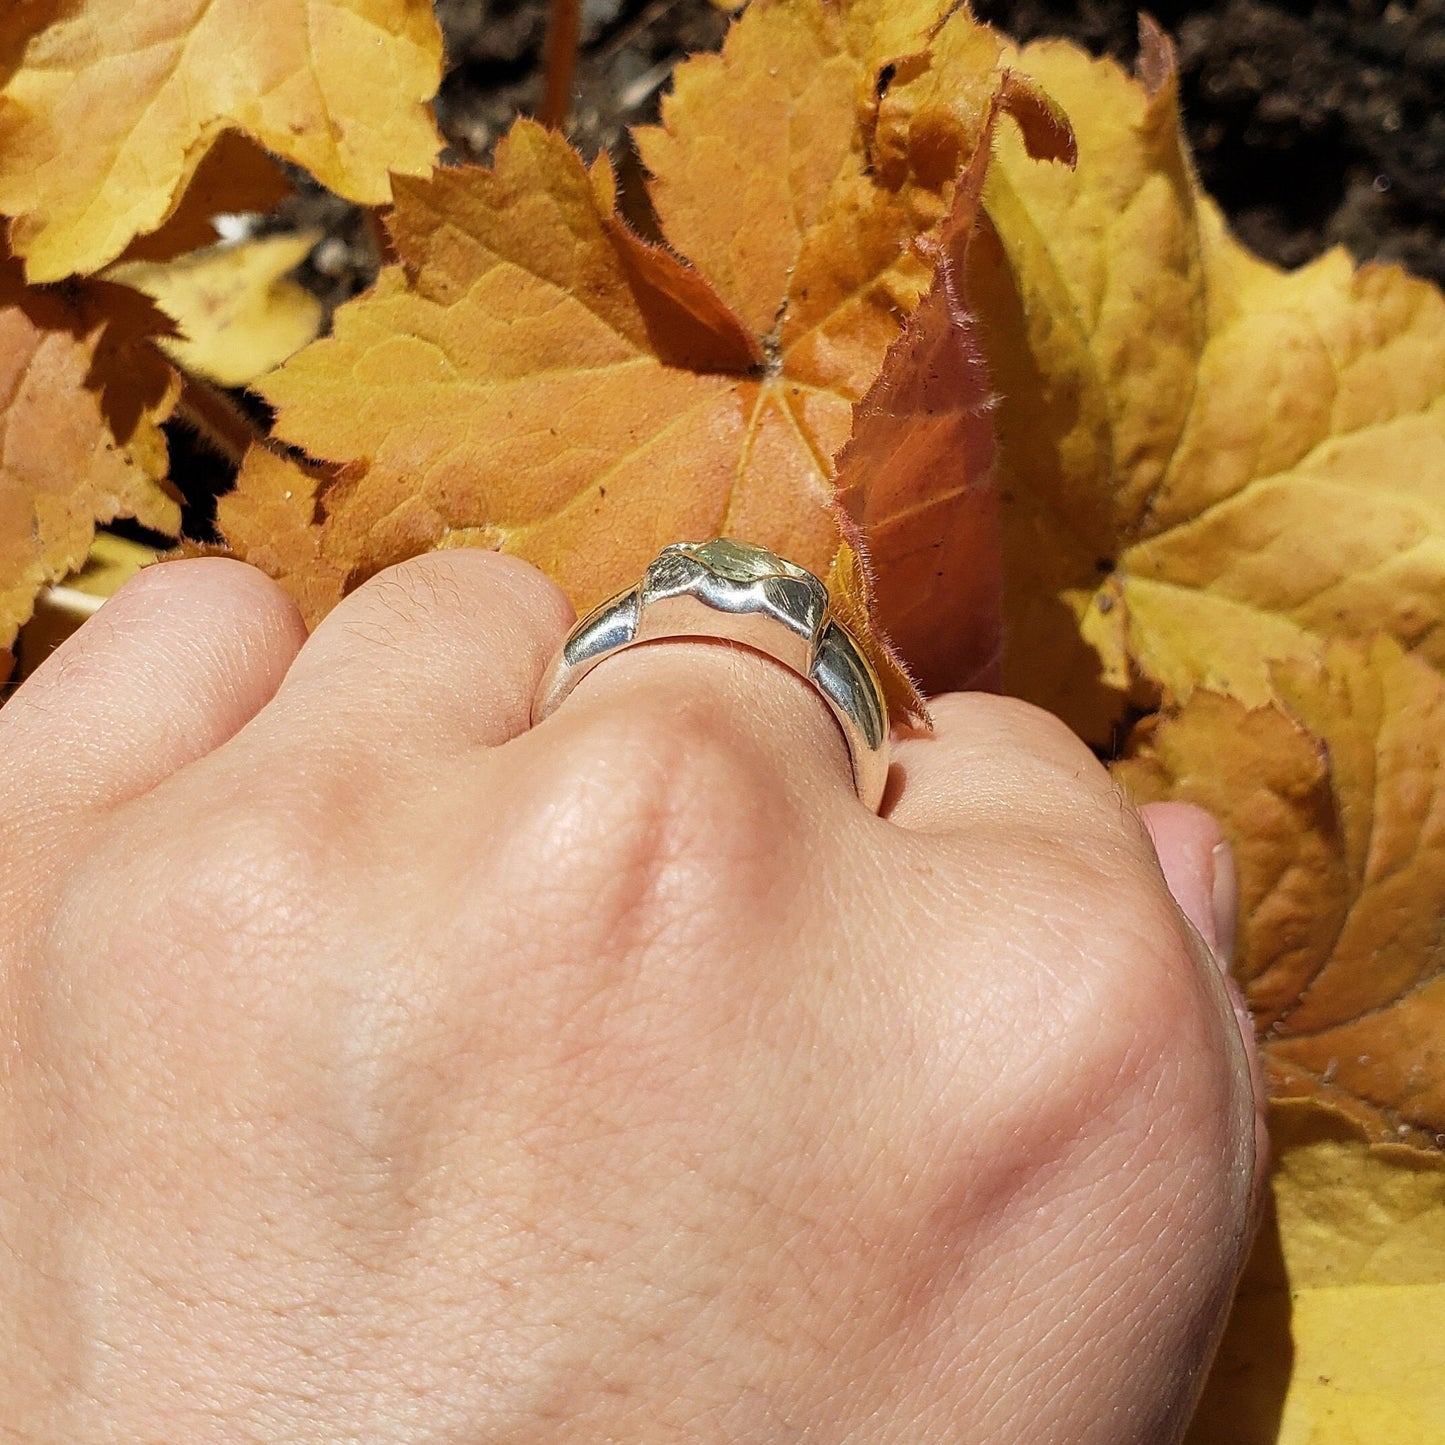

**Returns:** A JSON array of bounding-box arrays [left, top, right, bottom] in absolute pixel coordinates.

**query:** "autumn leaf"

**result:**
[[215, 447, 347, 628], [1115, 638, 1445, 1149], [1187, 1099, 1445, 1444], [223, 0, 1068, 717], [829, 111, 1015, 700], [972, 21, 1445, 742], [14, 531, 157, 680], [0, 248, 180, 651], [107, 232, 325, 388], [0, 0, 443, 281], [114, 131, 293, 266]]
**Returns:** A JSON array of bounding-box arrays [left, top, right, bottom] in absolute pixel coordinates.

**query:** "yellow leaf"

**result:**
[[1121, 216, 1445, 708], [0, 0, 442, 280], [974, 22, 1445, 740], [115, 131, 293, 265], [214, 447, 346, 628], [107, 232, 324, 388], [0, 249, 180, 651], [1115, 638, 1445, 1148], [227, 1, 1058, 712], [51, 529, 159, 602], [1187, 1100, 1445, 1444], [14, 531, 158, 679]]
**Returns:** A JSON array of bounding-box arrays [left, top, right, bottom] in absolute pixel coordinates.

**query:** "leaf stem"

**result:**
[[541, 0, 583, 131]]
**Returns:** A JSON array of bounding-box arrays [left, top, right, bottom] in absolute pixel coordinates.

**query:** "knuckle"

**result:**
[[171, 804, 325, 950], [338, 550, 572, 639], [507, 696, 792, 967], [935, 692, 1099, 771], [58, 784, 331, 985], [1031, 842, 1247, 1161]]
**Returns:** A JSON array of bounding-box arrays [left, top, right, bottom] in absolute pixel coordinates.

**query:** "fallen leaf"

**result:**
[[214, 447, 346, 628], [14, 531, 157, 679], [823, 532, 926, 726], [831, 112, 1004, 700], [115, 131, 293, 266], [0, 249, 180, 652], [0, 0, 443, 280], [1115, 638, 1445, 1148], [107, 232, 324, 388], [1187, 1099, 1445, 1444], [227, 0, 1066, 712], [972, 22, 1445, 741]]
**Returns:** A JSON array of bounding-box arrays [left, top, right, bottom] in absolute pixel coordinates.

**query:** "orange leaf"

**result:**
[[226, 1, 1055, 718], [0, 0, 442, 280], [214, 448, 346, 628], [823, 532, 927, 728], [0, 249, 180, 650], [1116, 638, 1445, 1149], [833, 98, 1006, 701]]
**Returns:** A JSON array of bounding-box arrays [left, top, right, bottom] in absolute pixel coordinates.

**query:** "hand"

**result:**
[[0, 552, 1260, 1442]]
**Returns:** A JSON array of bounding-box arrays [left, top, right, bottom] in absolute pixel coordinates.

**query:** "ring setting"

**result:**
[[532, 539, 890, 810]]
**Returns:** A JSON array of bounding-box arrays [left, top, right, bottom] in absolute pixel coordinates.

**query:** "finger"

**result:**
[[0, 558, 307, 831], [1139, 800, 1270, 1217], [1137, 801, 1235, 965], [530, 635, 863, 816], [245, 549, 574, 760], [884, 691, 1116, 834]]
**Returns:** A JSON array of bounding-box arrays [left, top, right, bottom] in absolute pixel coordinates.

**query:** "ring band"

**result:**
[[531, 539, 890, 810]]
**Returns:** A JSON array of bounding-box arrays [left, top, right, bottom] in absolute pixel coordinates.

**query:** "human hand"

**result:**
[[0, 552, 1260, 1442]]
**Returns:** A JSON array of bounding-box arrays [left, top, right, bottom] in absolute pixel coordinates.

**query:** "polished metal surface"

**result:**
[[532, 539, 890, 810]]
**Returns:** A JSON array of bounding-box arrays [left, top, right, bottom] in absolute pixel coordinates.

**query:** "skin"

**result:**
[[0, 552, 1262, 1443]]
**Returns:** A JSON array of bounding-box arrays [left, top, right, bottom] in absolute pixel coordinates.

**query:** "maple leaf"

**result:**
[[970, 21, 1445, 742], [1187, 1100, 1445, 1444], [0, 248, 180, 651], [107, 232, 325, 388], [215, 447, 346, 628], [223, 0, 1068, 719], [1115, 638, 1445, 1150], [13, 531, 157, 680], [114, 131, 293, 266], [0, 0, 443, 281]]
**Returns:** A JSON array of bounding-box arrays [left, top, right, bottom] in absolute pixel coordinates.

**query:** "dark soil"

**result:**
[[975, 0, 1445, 284]]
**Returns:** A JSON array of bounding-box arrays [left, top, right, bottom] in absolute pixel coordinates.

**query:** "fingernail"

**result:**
[[1210, 839, 1238, 971]]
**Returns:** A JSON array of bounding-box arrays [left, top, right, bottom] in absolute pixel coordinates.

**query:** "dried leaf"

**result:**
[[832, 114, 1002, 700], [229, 1, 1050, 708], [107, 232, 324, 387], [1187, 1100, 1445, 1444], [0, 0, 442, 280], [115, 131, 293, 266], [1116, 639, 1445, 1148], [15, 531, 157, 679], [0, 250, 180, 650], [215, 447, 346, 628], [973, 22, 1445, 741]]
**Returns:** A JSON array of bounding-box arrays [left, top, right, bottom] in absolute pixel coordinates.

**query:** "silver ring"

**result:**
[[531, 539, 890, 811]]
